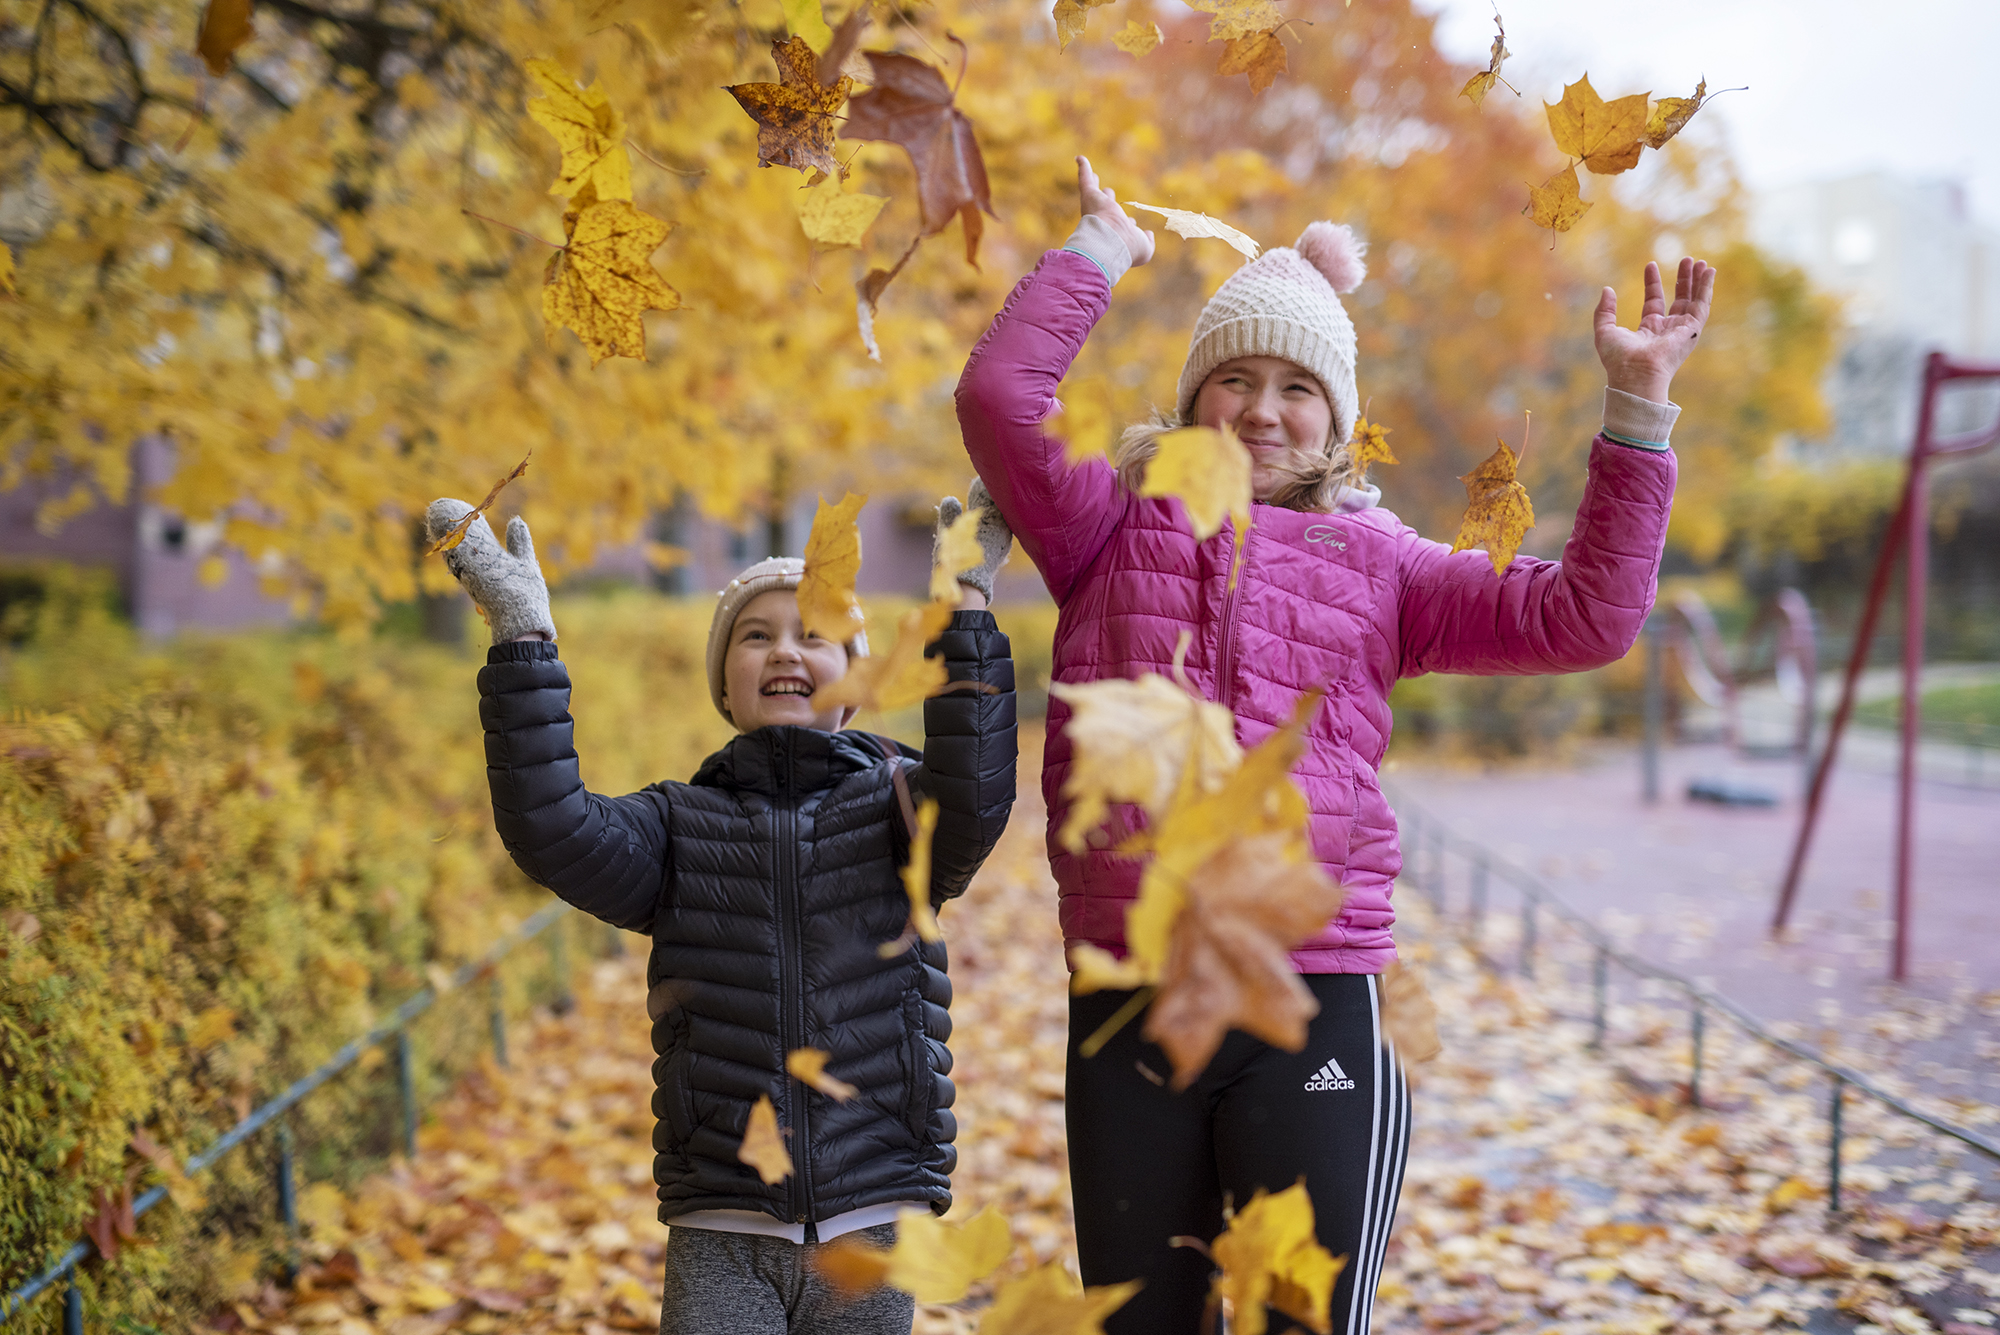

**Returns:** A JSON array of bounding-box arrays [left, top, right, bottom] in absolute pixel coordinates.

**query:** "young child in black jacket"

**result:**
[[426, 494, 1018, 1335]]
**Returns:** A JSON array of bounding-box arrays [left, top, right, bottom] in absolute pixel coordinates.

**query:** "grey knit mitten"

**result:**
[[934, 478, 1014, 600], [425, 498, 557, 644]]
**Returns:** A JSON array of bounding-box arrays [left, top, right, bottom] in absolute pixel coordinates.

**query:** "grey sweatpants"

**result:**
[[659, 1222, 914, 1335]]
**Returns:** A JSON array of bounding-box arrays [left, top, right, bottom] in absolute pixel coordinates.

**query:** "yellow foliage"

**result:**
[[737, 1094, 792, 1184], [980, 1261, 1143, 1333], [1449, 438, 1536, 575], [1210, 1182, 1346, 1335], [798, 491, 869, 642]]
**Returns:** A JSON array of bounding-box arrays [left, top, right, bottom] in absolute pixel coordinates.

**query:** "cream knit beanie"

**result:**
[[705, 556, 869, 728], [1175, 222, 1368, 449]]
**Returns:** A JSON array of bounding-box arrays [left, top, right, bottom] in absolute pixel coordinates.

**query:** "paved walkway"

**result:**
[[1386, 737, 2000, 1147]]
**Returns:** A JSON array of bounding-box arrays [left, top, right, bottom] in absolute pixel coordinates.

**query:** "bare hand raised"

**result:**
[[1076, 155, 1155, 268], [1593, 257, 1716, 404]]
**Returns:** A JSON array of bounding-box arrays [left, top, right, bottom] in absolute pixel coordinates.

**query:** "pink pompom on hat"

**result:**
[[1174, 221, 1368, 450]]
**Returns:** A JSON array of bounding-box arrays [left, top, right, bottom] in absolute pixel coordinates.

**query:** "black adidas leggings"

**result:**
[[1066, 973, 1411, 1335]]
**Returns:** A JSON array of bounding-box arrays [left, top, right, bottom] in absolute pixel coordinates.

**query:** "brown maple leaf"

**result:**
[[1458, 12, 1515, 108], [1545, 74, 1648, 175], [1449, 437, 1536, 575], [1643, 78, 1732, 150], [728, 36, 853, 177], [1217, 28, 1287, 95], [196, 0, 255, 76], [427, 452, 532, 555], [541, 197, 681, 365], [841, 49, 996, 245]]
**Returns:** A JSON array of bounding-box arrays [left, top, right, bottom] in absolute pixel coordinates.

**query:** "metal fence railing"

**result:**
[[2, 900, 593, 1333], [1394, 795, 2000, 1212]]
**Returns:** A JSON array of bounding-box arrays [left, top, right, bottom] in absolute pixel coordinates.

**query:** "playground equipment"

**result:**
[[1773, 351, 2000, 981]]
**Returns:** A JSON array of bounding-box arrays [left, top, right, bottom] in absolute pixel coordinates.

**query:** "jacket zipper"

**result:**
[[772, 737, 814, 1229], [1214, 519, 1252, 711]]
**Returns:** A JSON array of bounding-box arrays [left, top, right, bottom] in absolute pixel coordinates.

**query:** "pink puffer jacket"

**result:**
[[957, 249, 1676, 974]]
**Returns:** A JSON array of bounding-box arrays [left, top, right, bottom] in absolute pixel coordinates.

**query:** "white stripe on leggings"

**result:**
[[1343, 976, 1409, 1335]]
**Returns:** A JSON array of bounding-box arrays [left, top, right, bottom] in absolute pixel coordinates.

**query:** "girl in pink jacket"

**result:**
[[955, 158, 1715, 1334]]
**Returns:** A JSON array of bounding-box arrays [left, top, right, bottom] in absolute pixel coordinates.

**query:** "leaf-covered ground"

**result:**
[[243, 753, 1998, 1334]]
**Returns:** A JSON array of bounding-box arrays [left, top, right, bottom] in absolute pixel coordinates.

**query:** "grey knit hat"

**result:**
[[705, 557, 869, 727], [1175, 222, 1368, 449]]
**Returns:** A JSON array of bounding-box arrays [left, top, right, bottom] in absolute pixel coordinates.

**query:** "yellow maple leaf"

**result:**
[[1053, 0, 1116, 50], [798, 491, 868, 643], [796, 173, 889, 250], [1644, 78, 1711, 150], [1112, 19, 1162, 56], [1348, 416, 1397, 475], [979, 1261, 1143, 1334], [930, 505, 987, 603], [1126, 203, 1260, 260], [1139, 423, 1253, 586], [886, 1207, 1012, 1302], [541, 200, 680, 365], [780, 0, 833, 52], [1379, 958, 1441, 1062], [1545, 74, 1648, 176], [727, 37, 853, 177], [1185, 0, 1286, 43], [1045, 379, 1118, 465], [1047, 672, 1241, 853], [1216, 28, 1286, 95], [1457, 12, 1514, 108], [525, 59, 635, 203], [811, 598, 954, 713], [1522, 163, 1591, 234], [1210, 1182, 1346, 1335], [196, 0, 255, 77], [785, 1047, 858, 1101], [813, 1206, 1011, 1303], [737, 1094, 791, 1184], [1448, 438, 1536, 574]]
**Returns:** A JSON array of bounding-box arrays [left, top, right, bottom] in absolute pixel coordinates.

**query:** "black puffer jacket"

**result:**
[[476, 612, 1015, 1230]]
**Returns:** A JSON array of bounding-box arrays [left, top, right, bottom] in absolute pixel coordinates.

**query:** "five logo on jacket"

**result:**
[[1302, 524, 1349, 551], [1304, 1056, 1356, 1092]]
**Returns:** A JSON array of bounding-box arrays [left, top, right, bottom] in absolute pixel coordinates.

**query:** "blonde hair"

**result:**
[[1112, 408, 1356, 515]]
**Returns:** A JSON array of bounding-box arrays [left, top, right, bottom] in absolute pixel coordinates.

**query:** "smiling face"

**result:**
[[1192, 355, 1335, 502], [721, 589, 852, 733]]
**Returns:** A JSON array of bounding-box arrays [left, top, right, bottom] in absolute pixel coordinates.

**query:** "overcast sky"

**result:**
[[1419, 0, 2000, 229]]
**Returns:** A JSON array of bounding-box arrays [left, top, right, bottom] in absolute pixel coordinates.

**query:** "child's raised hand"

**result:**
[[1076, 155, 1155, 268], [1592, 257, 1716, 404]]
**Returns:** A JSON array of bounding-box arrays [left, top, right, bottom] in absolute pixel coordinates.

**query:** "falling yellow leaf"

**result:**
[[196, 0, 255, 76], [1045, 380, 1117, 465], [1126, 203, 1260, 260], [1349, 416, 1397, 475], [1047, 673, 1241, 853], [524, 59, 635, 202], [1457, 12, 1514, 108], [737, 1094, 791, 1184], [427, 452, 532, 555], [1216, 28, 1286, 94], [1139, 424, 1252, 544], [892, 797, 943, 946], [1449, 438, 1536, 575], [1112, 19, 1162, 56], [796, 173, 889, 250], [780, 0, 834, 52], [541, 200, 680, 365], [1184, 0, 1286, 43], [1210, 1182, 1346, 1335], [1522, 163, 1591, 234], [887, 1207, 1013, 1302], [978, 1260, 1143, 1334], [1644, 78, 1711, 150], [812, 1234, 894, 1293], [727, 36, 853, 177], [930, 506, 988, 603], [798, 491, 868, 643], [1545, 74, 1648, 176], [812, 598, 955, 713], [1053, 0, 1117, 50], [1380, 959, 1441, 1062], [786, 1047, 859, 1101]]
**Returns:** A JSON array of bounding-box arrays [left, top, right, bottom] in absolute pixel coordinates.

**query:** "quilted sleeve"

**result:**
[[955, 249, 1131, 603], [1396, 437, 1676, 677], [477, 640, 669, 933], [909, 610, 1017, 903]]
